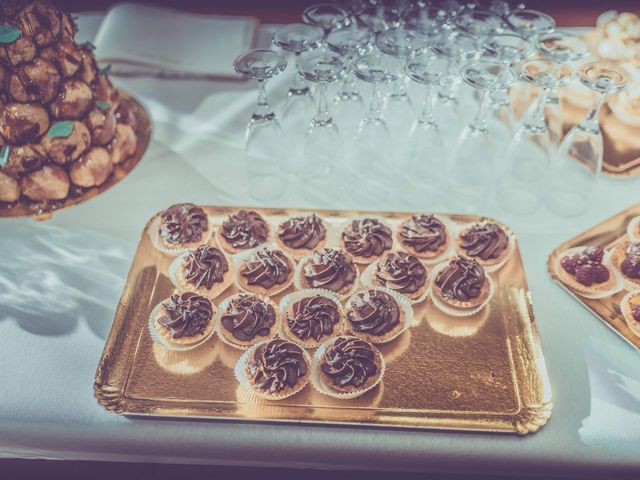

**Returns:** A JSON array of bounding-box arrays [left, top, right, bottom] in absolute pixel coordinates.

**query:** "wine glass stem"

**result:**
[[313, 81, 332, 126], [471, 90, 491, 132], [337, 56, 357, 97], [367, 83, 384, 121], [527, 87, 549, 129], [580, 92, 605, 133], [254, 79, 275, 121], [418, 84, 435, 125], [290, 52, 308, 94]]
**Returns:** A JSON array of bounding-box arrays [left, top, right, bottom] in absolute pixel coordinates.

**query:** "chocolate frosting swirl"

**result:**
[[240, 248, 292, 289], [158, 292, 212, 338], [347, 290, 400, 336], [435, 256, 486, 301], [321, 337, 379, 389], [278, 214, 326, 250], [399, 215, 447, 253], [375, 252, 427, 295], [221, 294, 276, 342], [247, 339, 308, 393], [221, 210, 268, 249], [621, 242, 640, 279], [460, 223, 509, 261], [181, 245, 229, 290], [288, 295, 340, 341], [342, 218, 393, 257], [302, 248, 357, 292], [159, 203, 208, 245]]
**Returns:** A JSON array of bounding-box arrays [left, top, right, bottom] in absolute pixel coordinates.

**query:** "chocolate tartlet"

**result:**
[[318, 336, 383, 395], [556, 246, 618, 297], [244, 338, 310, 399], [157, 203, 210, 251], [153, 292, 215, 348], [370, 251, 428, 301], [297, 248, 358, 297], [345, 289, 406, 343], [340, 218, 393, 263], [275, 213, 328, 258], [621, 291, 640, 337], [611, 241, 640, 290], [397, 214, 450, 262], [456, 222, 511, 270], [237, 247, 294, 295], [283, 293, 342, 348], [172, 245, 232, 297], [219, 293, 279, 348], [432, 256, 492, 315], [216, 210, 270, 253]]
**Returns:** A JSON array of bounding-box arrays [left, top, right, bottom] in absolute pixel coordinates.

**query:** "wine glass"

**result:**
[[497, 59, 572, 214], [303, 3, 350, 41], [548, 62, 632, 217], [298, 51, 347, 205], [355, 4, 401, 34], [536, 32, 590, 145], [454, 9, 504, 44], [375, 27, 429, 136], [326, 26, 372, 138], [446, 60, 515, 214], [402, 5, 447, 35], [233, 49, 288, 202], [505, 9, 556, 40], [400, 53, 455, 207], [350, 52, 403, 206]]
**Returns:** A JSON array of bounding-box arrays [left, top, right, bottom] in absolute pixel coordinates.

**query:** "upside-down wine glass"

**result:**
[[446, 60, 515, 214], [302, 3, 350, 44], [400, 53, 455, 208], [355, 4, 401, 34], [547, 62, 632, 217], [497, 59, 572, 214], [233, 49, 288, 202], [298, 51, 347, 205], [535, 32, 590, 145]]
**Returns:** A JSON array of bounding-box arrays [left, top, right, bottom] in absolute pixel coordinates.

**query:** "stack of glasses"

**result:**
[[233, 0, 634, 217]]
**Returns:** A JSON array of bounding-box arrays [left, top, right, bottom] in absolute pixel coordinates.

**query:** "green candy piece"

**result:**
[[99, 63, 112, 75], [0, 145, 9, 167], [0, 24, 21, 44], [48, 121, 75, 138], [96, 100, 111, 111]]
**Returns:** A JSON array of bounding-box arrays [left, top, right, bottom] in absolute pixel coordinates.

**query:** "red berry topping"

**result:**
[[584, 246, 604, 263], [592, 264, 610, 283], [632, 304, 640, 322], [574, 264, 595, 286], [561, 255, 579, 275]]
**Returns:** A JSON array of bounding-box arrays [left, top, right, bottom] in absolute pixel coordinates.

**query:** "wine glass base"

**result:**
[[545, 192, 588, 217], [497, 187, 540, 215], [247, 176, 289, 203], [301, 176, 344, 207]]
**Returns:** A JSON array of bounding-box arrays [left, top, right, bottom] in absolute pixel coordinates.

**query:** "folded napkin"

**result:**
[[94, 3, 258, 80]]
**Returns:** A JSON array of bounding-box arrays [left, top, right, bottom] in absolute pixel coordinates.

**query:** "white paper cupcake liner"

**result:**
[[395, 214, 457, 266], [454, 221, 515, 273], [293, 250, 361, 300], [620, 290, 640, 338], [147, 300, 216, 352], [609, 243, 640, 292], [627, 216, 640, 242], [233, 246, 295, 296], [338, 217, 395, 265], [553, 247, 623, 299], [278, 288, 346, 348], [167, 249, 235, 299], [361, 260, 430, 305], [310, 336, 386, 400], [234, 340, 312, 401], [273, 213, 336, 260], [344, 287, 415, 344], [214, 293, 282, 351], [148, 214, 216, 257], [428, 261, 495, 317]]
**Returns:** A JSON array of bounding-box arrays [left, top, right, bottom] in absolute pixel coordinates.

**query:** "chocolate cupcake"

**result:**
[[611, 241, 640, 291], [296, 248, 359, 298], [169, 245, 233, 298], [621, 290, 640, 338], [151, 203, 212, 255], [241, 338, 311, 400], [364, 251, 429, 303], [431, 256, 493, 317], [150, 292, 215, 349], [216, 210, 270, 254], [312, 336, 385, 398], [396, 214, 451, 263], [340, 218, 393, 263], [456, 221, 512, 271], [217, 293, 280, 349], [275, 213, 329, 258], [280, 289, 344, 348], [344, 288, 410, 343], [555, 246, 621, 299], [236, 247, 295, 296]]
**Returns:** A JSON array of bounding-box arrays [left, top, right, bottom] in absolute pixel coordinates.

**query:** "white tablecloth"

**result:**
[[1, 15, 639, 475]]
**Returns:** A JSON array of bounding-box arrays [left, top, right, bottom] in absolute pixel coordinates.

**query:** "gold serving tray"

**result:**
[[548, 203, 640, 350], [95, 207, 552, 435], [0, 91, 151, 220]]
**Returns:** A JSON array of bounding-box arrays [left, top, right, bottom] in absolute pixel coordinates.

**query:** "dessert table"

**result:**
[[1, 13, 639, 476]]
